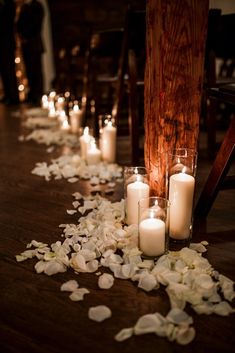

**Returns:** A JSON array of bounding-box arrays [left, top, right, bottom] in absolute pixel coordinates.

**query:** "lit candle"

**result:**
[[86, 139, 101, 165], [61, 118, 70, 130], [48, 91, 56, 101], [41, 95, 49, 109], [56, 96, 65, 111], [58, 110, 70, 130], [100, 120, 117, 163], [139, 218, 165, 257], [79, 127, 92, 159], [169, 172, 195, 239], [48, 101, 57, 118], [69, 104, 82, 133], [58, 110, 67, 124], [126, 175, 150, 225]]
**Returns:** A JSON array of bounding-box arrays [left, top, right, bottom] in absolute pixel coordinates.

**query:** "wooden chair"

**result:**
[[81, 28, 126, 134], [80, 6, 146, 163], [203, 10, 235, 158], [195, 94, 235, 219]]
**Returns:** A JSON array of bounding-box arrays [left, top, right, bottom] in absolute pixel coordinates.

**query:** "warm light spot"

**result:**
[[16, 70, 22, 78], [15, 57, 20, 64], [82, 96, 87, 104], [18, 84, 24, 91]]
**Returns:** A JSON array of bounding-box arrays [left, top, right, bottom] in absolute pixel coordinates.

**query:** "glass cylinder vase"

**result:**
[[99, 114, 117, 163], [168, 147, 197, 243], [138, 196, 170, 259], [124, 166, 150, 225]]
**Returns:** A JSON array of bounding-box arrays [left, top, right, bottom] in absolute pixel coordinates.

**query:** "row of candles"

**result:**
[[42, 92, 83, 133], [124, 148, 197, 259], [41, 92, 117, 164], [41, 92, 196, 260], [79, 119, 116, 165]]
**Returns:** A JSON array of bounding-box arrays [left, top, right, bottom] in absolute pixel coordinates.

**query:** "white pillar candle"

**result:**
[[41, 95, 49, 109], [101, 121, 117, 163], [69, 104, 82, 133], [79, 127, 92, 159], [87, 139, 101, 165], [139, 218, 165, 257], [58, 110, 68, 124], [56, 96, 65, 111], [126, 178, 150, 225], [48, 101, 57, 118], [169, 172, 195, 239], [61, 117, 70, 131]]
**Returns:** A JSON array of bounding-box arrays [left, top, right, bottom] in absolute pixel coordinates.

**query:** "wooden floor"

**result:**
[[0, 103, 234, 353]]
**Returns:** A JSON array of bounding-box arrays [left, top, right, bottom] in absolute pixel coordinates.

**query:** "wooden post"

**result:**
[[144, 0, 209, 195]]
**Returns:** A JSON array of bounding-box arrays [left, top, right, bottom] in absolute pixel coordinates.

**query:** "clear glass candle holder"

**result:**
[[138, 196, 170, 259], [168, 148, 197, 243], [124, 166, 150, 225]]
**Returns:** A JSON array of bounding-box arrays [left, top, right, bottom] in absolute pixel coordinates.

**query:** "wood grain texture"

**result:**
[[0, 104, 234, 353], [144, 0, 209, 194]]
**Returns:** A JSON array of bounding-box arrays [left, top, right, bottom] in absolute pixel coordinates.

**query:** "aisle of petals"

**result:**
[[16, 110, 235, 346]]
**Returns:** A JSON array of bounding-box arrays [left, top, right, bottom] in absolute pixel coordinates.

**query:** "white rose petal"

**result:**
[[175, 326, 196, 345], [67, 209, 77, 215], [166, 308, 193, 326], [134, 314, 166, 336], [114, 328, 134, 341], [61, 280, 79, 292], [88, 305, 112, 322], [138, 273, 158, 292], [69, 288, 90, 301], [98, 273, 114, 289]]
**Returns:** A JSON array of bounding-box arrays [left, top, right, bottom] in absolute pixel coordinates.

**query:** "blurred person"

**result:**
[[17, 0, 44, 105], [0, 0, 19, 105]]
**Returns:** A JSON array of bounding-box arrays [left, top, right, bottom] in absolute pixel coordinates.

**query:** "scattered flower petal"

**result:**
[[88, 305, 112, 322], [98, 273, 114, 289], [61, 280, 79, 292]]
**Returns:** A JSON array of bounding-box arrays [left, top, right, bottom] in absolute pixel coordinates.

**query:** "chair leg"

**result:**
[[194, 116, 235, 219], [128, 49, 140, 165], [206, 97, 217, 159]]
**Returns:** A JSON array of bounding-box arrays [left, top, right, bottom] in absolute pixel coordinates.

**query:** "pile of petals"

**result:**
[[31, 154, 123, 185], [23, 116, 59, 129], [115, 308, 196, 345], [19, 128, 79, 148], [16, 193, 235, 345]]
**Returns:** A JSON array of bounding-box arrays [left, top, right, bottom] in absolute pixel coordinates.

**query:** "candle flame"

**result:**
[[58, 97, 65, 103], [182, 166, 187, 173], [49, 91, 56, 99]]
